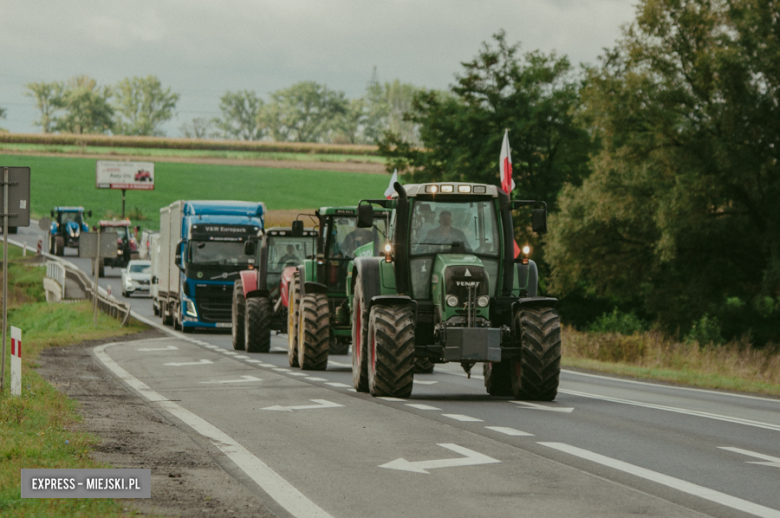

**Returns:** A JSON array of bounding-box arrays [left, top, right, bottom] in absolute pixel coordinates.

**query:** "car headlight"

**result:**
[[446, 295, 459, 307], [477, 295, 490, 307]]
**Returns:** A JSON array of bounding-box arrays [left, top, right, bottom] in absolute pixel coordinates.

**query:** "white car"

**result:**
[[121, 260, 152, 297]]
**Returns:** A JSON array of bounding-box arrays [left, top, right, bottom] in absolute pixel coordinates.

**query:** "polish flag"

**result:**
[[500, 129, 515, 194], [500, 130, 521, 258], [384, 169, 399, 199]]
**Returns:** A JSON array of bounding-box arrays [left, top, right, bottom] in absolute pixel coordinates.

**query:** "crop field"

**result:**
[[0, 154, 390, 230]]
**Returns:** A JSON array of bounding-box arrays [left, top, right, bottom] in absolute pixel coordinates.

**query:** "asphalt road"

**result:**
[[12, 224, 780, 518]]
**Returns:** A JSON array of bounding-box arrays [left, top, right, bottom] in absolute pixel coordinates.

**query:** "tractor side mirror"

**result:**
[[151, 275, 158, 284], [291, 220, 304, 237], [532, 208, 547, 234], [357, 203, 374, 228], [244, 240, 256, 256], [88, 210, 93, 218], [51, 210, 55, 218]]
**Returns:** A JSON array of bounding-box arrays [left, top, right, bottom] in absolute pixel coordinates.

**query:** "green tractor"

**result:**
[[349, 182, 561, 400], [288, 206, 389, 370]]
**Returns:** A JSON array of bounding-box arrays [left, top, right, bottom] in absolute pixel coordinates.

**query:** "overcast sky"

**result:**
[[0, 0, 638, 136]]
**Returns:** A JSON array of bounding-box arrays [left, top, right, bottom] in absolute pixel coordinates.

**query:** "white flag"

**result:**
[[499, 130, 515, 193], [384, 169, 399, 199]]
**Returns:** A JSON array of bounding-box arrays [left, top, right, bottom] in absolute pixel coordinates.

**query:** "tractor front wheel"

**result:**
[[55, 236, 64, 256], [287, 275, 301, 367], [245, 297, 271, 353], [298, 293, 329, 370], [414, 357, 435, 374], [351, 279, 369, 392], [232, 280, 246, 350], [367, 304, 415, 398], [511, 306, 561, 401], [484, 361, 513, 396]]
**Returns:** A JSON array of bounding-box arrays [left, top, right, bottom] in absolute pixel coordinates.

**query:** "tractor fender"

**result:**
[[515, 260, 539, 297], [351, 256, 384, 305], [239, 270, 258, 298], [279, 266, 297, 309], [512, 297, 558, 313], [304, 282, 328, 295], [368, 295, 416, 314]]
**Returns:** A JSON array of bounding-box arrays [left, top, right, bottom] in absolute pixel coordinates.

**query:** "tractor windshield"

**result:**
[[408, 199, 501, 298], [267, 237, 313, 273], [60, 212, 83, 225], [326, 216, 387, 259]]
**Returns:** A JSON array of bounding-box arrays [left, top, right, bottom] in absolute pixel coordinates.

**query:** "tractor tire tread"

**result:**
[[369, 304, 415, 398], [298, 293, 330, 370], [232, 280, 246, 351], [245, 297, 272, 353], [514, 307, 561, 401]]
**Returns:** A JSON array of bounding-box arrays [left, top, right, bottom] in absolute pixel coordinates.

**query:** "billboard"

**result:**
[[96, 161, 155, 190]]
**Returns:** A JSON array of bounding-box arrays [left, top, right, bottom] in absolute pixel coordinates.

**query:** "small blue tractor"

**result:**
[[49, 206, 91, 256]]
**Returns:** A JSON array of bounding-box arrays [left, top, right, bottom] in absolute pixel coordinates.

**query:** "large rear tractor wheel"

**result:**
[[298, 293, 330, 370], [367, 304, 415, 398], [351, 279, 369, 392], [511, 306, 561, 401], [55, 236, 64, 256], [245, 297, 271, 353], [484, 361, 513, 396], [232, 280, 246, 350], [414, 357, 435, 374], [287, 275, 301, 367]]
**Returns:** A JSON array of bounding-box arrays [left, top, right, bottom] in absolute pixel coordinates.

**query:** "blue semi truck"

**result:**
[[153, 200, 265, 332]]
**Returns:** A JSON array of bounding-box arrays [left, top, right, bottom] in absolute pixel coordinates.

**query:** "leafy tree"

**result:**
[[215, 90, 265, 141], [364, 72, 422, 145], [329, 98, 365, 144], [378, 31, 591, 210], [54, 76, 114, 134], [547, 0, 780, 341], [264, 81, 348, 142], [113, 75, 179, 136], [180, 117, 217, 139], [24, 81, 64, 133]]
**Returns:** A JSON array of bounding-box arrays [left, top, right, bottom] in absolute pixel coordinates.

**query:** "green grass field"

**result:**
[[0, 154, 391, 230], [0, 143, 385, 164]]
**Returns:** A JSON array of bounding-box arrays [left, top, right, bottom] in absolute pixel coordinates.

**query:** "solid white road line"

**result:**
[[485, 426, 533, 436], [442, 414, 483, 422], [540, 442, 780, 518], [719, 447, 780, 468], [94, 343, 334, 518], [406, 404, 441, 411], [560, 389, 780, 432]]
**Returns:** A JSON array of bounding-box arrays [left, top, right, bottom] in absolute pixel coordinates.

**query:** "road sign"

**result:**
[[0, 166, 31, 227], [96, 161, 155, 191], [379, 443, 500, 474], [38, 217, 52, 231], [79, 232, 118, 259]]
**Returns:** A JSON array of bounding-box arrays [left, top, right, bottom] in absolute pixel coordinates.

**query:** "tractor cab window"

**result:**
[[59, 212, 82, 225], [104, 226, 129, 240], [326, 217, 387, 259], [267, 237, 313, 273], [408, 199, 501, 299]]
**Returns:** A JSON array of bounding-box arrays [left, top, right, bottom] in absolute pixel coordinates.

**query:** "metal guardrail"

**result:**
[[45, 261, 66, 300]]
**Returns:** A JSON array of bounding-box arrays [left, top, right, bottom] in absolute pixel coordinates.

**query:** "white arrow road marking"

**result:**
[[164, 359, 213, 367], [137, 345, 178, 351], [561, 389, 780, 431], [261, 399, 344, 412], [200, 375, 262, 384], [541, 442, 780, 518], [719, 447, 780, 468], [379, 444, 500, 474], [512, 401, 574, 413]]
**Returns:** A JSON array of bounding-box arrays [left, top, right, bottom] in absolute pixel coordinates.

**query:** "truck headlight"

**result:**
[[182, 297, 198, 317], [446, 295, 459, 307], [477, 295, 490, 307]]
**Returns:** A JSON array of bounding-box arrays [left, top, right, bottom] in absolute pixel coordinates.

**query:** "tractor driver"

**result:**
[[277, 244, 300, 267], [341, 227, 373, 258], [424, 211, 470, 251]]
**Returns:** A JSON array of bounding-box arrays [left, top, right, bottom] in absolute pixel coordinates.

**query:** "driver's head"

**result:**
[[439, 211, 452, 228]]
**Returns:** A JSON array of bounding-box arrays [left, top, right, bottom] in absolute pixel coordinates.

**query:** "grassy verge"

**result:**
[[0, 154, 390, 231], [563, 327, 780, 396], [0, 142, 384, 165], [1, 246, 147, 516]]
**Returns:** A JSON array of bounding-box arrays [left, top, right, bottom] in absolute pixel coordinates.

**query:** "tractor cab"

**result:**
[[49, 206, 91, 256], [262, 226, 318, 302], [93, 219, 140, 277]]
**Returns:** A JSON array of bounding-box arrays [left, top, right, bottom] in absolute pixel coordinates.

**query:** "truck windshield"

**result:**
[[410, 200, 499, 256], [190, 241, 248, 265], [267, 237, 313, 273]]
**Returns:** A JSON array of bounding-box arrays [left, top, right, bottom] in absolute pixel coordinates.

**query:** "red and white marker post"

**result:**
[[10, 326, 21, 396]]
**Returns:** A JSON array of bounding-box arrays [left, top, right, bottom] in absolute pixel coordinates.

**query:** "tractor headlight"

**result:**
[[446, 295, 459, 307], [477, 295, 490, 307], [522, 245, 530, 255]]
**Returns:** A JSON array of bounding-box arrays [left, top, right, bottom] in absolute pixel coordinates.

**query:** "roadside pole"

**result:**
[[122, 188, 126, 218], [93, 229, 100, 326], [10, 326, 21, 396], [1, 167, 8, 392]]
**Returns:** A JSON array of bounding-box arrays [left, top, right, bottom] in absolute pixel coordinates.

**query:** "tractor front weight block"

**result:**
[[443, 327, 502, 362]]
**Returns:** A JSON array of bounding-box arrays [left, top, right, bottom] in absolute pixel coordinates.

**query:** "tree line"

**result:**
[[378, 0, 780, 346], [21, 73, 424, 145]]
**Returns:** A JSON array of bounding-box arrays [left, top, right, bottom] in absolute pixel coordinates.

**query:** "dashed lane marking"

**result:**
[[512, 401, 574, 413], [234, 355, 250, 359], [273, 368, 291, 372], [325, 382, 351, 388], [288, 372, 309, 377], [406, 404, 441, 411], [378, 397, 406, 402], [164, 359, 213, 367], [137, 346, 179, 351], [485, 426, 533, 436], [413, 380, 438, 385], [305, 377, 328, 381], [200, 375, 262, 384], [442, 414, 483, 422], [541, 442, 780, 518]]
